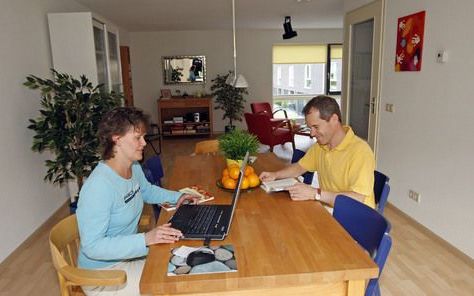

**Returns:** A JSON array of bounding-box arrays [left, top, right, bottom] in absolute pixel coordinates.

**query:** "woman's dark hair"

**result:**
[[302, 95, 342, 122], [98, 107, 149, 160]]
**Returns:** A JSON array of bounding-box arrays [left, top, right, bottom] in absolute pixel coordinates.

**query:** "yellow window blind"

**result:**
[[330, 45, 343, 59], [273, 45, 327, 64]]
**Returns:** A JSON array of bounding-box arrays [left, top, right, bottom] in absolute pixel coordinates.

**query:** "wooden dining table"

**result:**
[[140, 153, 378, 295]]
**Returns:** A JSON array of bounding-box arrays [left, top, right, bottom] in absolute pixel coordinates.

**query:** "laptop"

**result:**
[[169, 152, 249, 240]]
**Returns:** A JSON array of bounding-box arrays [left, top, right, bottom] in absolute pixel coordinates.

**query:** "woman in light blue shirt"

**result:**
[[77, 107, 196, 295]]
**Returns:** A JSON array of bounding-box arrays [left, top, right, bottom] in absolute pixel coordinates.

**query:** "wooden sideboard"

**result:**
[[157, 97, 213, 137]]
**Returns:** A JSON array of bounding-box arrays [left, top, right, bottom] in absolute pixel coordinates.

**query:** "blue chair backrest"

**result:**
[[142, 156, 164, 220], [291, 149, 314, 185], [374, 170, 390, 214], [143, 156, 164, 186], [333, 195, 392, 296]]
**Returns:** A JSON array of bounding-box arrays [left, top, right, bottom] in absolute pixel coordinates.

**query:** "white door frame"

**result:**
[[341, 0, 384, 157]]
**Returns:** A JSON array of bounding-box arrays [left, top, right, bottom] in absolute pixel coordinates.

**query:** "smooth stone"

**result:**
[[198, 247, 214, 254], [222, 245, 234, 252], [215, 248, 233, 261], [171, 255, 187, 266], [224, 259, 237, 270], [174, 265, 192, 275], [168, 262, 176, 272], [189, 261, 230, 274]]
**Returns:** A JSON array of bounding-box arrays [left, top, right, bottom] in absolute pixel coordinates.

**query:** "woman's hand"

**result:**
[[176, 193, 200, 208], [145, 223, 182, 245]]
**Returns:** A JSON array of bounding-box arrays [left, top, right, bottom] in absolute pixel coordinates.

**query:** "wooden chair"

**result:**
[[49, 214, 126, 296], [194, 139, 219, 155]]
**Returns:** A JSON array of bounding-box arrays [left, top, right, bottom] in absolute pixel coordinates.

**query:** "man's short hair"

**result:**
[[98, 107, 149, 160], [302, 95, 342, 122]]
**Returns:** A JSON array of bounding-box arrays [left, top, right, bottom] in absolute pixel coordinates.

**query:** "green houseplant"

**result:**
[[218, 129, 259, 166], [211, 72, 248, 132], [24, 69, 121, 207]]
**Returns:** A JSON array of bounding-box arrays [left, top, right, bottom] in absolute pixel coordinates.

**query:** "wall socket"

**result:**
[[408, 190, 421, 203]]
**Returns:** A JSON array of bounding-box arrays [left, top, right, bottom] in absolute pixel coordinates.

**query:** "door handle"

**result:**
[[370, 97, 375, 114]]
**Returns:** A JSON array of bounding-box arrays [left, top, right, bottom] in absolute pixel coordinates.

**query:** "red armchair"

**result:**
[[244, 112, 295, 152], [250, 102, 290, 129]]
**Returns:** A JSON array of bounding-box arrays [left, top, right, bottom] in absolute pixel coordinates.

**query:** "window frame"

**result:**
[[326, 43, 342, 95]]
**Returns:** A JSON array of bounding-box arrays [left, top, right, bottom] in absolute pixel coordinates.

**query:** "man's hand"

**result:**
[[145, 223, 182, 245], [259, 171, 277, 182], [176, 193, 200, 208], [286, 183, 318, 201]]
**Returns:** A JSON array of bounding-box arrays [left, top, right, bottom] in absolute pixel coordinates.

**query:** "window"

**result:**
[[272, 44, 343, 119], [288, 65, 294, 87], [276, 66, 282, 85], [304, 64, 312, 89], [327, 44, 342, 95]]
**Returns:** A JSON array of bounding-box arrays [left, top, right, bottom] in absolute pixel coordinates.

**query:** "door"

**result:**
[[341, 0, 384, 153]]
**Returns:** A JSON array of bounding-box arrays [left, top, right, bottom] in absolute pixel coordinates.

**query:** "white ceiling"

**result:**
[[74, 0, 344, 31]]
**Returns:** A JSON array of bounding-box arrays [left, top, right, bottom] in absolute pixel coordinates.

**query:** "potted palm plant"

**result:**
[[218, 129, 259, 167], [24, 69, 121, 212], [211, 72, 248, 133]]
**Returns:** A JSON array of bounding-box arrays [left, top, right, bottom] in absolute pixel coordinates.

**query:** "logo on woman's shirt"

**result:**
[[124, 184, 140, 203]]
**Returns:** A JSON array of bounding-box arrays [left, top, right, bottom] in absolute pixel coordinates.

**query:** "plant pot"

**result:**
[[225, 125, 236, 133], [226, 158, 243, 168]]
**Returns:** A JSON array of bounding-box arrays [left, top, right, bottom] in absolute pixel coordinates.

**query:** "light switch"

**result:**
[[385, 103, 394, 113], [436, 50, 448, 63]]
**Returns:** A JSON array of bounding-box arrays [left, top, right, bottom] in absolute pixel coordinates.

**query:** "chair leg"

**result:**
[[269, 145, 274, 152], [291, 140, 296, 152]]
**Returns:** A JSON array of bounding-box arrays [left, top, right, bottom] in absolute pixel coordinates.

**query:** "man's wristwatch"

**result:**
[[314, 188, 321, 201]]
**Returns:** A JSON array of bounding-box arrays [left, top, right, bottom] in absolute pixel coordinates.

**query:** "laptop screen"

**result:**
[[225, 151, 249, 235]]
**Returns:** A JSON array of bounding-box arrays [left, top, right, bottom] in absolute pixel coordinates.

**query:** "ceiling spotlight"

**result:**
[[282, 16, 297, 40]]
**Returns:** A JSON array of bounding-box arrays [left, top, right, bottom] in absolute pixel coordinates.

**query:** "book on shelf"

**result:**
[[167, 245, 237, 276], [160, 185, 214, 212], [260, 178, 299, 193]]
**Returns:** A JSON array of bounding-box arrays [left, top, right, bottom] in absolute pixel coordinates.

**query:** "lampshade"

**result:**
[[226, 0, 248, 88]]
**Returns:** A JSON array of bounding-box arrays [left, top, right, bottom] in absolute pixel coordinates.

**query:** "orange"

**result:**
[[247, 173, 260, 188], [229, 167, 240, 180], [221, 176, 229, 185], [223, 178, 237, 189], [227, 163, 239, 170], [241, 177, 250, 189], [244, 166, 254, 177], [222, 168, 229, 177]]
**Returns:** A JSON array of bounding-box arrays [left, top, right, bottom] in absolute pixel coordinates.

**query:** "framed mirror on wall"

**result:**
[[162, 55, 206, 84]]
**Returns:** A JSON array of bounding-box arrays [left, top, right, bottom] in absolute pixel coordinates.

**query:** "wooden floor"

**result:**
[[0, 137, 473, 296]]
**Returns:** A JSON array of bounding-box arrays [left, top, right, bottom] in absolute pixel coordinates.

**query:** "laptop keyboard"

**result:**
[[172, 205, 224, 235]]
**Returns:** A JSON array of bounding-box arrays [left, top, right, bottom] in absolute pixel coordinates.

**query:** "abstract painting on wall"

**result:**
[[395, 11, 426, 72]]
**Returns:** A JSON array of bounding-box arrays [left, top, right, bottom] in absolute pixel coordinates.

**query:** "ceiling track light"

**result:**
[[282, 16, 298, 40]]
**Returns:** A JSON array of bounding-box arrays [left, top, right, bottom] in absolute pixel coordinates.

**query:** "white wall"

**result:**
[[0, 0, 91, 262], [129, 29, 342, 132], [377, 0, 474, 258]]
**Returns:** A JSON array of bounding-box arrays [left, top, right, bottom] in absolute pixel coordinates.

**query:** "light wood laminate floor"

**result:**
[[0, 137, 472, 296]]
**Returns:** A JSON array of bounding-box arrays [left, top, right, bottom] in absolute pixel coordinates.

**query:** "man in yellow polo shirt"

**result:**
[[259, 95, 375, 208]]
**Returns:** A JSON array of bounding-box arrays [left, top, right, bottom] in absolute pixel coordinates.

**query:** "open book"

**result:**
[[160, 185, 214, 211], [260, 178, 299, 193]]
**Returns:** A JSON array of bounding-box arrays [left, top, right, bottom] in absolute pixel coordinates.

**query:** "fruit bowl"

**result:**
[[216, 179, 258, 192]]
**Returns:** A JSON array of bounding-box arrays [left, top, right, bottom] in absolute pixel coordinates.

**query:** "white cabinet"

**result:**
[[48, 12, 122, 93]]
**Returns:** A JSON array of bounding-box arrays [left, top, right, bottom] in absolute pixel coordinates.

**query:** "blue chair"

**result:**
[[374, 170, 390, 214], [291, 149, 314, 185], [333, 195, 392, 296], [142, 156, 164, 221]]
